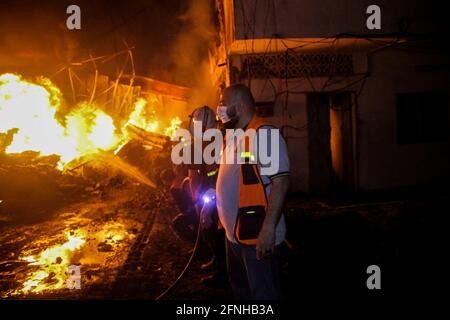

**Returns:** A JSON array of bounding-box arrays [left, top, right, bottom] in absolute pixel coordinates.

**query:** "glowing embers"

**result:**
[[10, 220, 130, 296], [19, 231, 86, 294]]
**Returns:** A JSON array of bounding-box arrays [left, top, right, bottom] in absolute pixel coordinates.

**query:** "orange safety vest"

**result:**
[[234, 116, 273, 245]]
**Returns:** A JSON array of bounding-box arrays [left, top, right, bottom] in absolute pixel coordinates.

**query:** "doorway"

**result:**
[[307, 92, 357, 194]]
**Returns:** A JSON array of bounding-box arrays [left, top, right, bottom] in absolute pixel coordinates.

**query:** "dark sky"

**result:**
[[0, 0, 209, 86]]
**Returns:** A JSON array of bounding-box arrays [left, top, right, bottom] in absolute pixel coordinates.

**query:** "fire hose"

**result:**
[[154, 214, 202, 300], [155, 190, 215, 300]]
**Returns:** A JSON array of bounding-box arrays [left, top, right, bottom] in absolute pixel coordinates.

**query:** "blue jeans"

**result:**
[[225, 239, 282, 300]]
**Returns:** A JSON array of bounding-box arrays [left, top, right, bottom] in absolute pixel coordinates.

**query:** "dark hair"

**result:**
[[227, 84, 255, 109]]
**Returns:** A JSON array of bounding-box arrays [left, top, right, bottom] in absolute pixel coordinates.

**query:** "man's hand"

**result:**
[[255, 175, 289, 260], [256, 226, 275, 260]]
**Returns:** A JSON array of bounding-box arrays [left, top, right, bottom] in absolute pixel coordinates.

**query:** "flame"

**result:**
[[0, 74, 120, 167], [20, 232, 86, 294], [164, 116, 182, 140], [65, 103, 119, 156], [124, 97, 182, 140], [0, 74, 67, 157], [126, 97, 159, 133], [96, 221, 127, 243], [0, 73, 186, 296], [12, 221, 130, 296], [0, 73, 184, 168]]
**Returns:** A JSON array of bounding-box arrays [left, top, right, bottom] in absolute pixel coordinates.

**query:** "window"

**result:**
[[396, 92, 448, 144]]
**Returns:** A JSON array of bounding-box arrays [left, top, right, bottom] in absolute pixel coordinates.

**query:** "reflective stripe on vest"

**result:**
[[240, 151, 255, 162], [207, 170, 217, 177]]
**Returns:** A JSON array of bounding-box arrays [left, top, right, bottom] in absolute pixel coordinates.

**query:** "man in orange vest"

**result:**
[[216, 84, 290, 300]]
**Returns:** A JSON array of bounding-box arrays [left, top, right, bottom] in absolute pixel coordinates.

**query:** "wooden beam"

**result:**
[[120, 75, 191, 101]]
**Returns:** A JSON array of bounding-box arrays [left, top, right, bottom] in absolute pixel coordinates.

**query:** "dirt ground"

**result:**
[[0, 174, 233, 300], [0, 175, 447, 299]]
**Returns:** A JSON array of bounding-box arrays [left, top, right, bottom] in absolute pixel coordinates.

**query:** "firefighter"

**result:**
[[164, 165, 198, 243], [170, 106, 227, 286]]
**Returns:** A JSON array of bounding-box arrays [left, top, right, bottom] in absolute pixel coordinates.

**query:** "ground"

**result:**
[[0, 166, 234, 300], [0, 171, 447, 299]]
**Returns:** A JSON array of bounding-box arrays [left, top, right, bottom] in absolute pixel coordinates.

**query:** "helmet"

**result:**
[[188, 106, 217, 136]]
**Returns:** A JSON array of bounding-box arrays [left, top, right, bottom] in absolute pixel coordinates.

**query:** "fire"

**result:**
[[0, 73, 183, 168], [164, 116, 182, 140], [127, 97, 159, 133], [0, 73, 184, 297], [0, 74, 67, 157], [96, 221, 128, 243], [65, 103, 119, 156], [20, 231, 86, 294], [124, 97, 181, 140], [0, 74, 120, 167], [10, 220, 130, 296]]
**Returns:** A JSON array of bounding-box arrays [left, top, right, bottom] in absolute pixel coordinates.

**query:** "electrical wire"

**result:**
[[154, 205, 203, 300], [233, 7, 445, 145]]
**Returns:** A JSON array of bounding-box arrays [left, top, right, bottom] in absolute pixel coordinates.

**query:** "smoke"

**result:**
[[0, 0, 220, 127], [169, 0, 219, 112]]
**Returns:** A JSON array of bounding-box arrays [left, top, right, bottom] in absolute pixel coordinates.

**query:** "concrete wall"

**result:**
[[233, 0, 447, 39], [357, 48, 450, 190], [231, 48, 450, 193], [235, 76, 311, 193]]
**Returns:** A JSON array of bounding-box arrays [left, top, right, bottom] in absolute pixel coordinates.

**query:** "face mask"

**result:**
[[217, 105, 231, 123]]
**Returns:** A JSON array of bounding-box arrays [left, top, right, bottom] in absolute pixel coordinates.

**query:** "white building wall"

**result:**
[[357, 48, 450, 190], [231, 48, 449, 192], [233, 0, 447, 39]]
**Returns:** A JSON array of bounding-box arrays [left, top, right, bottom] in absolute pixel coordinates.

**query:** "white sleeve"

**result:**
[[257, 125, 290, 179]]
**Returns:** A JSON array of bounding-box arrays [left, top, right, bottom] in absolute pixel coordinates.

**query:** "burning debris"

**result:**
[[0, 0, 227, 302], [19, 231, 86, 294], [0, 67, 191, 298], [0, 68, 187, 220], [0, 74, 117, 167], [0, 73, 182, 170], [0, 181, 156, 298]]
